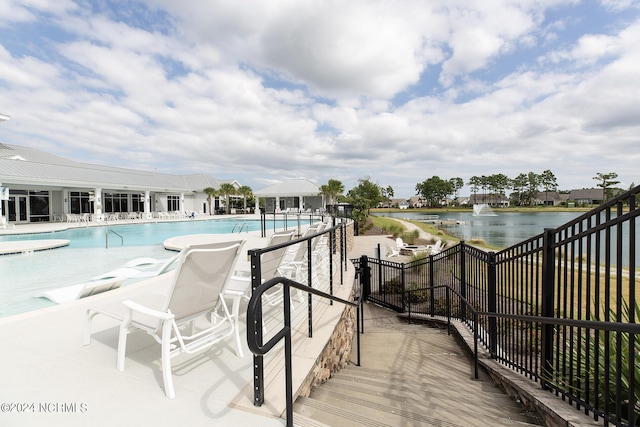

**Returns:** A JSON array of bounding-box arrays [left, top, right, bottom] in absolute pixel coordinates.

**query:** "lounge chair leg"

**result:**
[[161, 319, 176, 399], [116, 313, 132, 372], [84, 309, 97, 346], [231, 296, 243, 358]]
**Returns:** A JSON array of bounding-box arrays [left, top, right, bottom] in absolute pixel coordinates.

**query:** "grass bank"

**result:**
[[368, 215, 501, 251]]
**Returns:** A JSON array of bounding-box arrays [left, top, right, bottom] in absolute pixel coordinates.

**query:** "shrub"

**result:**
[[406, 284, 429, 304], [384, 223, 403, 238], [400, 229, 420, 244], [381, 277, 402, 294]]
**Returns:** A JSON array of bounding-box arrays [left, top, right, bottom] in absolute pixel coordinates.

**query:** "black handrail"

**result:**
[[249, 221, 351, 409], [406, 283, 640, 379], [247, 276, 360, 427]]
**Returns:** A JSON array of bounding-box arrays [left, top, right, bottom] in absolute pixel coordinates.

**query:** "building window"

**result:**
[[132, 194, 143, 212], [29, 191, 50, 222], [104, 193, 129, 213], [167, 195, 180, 211], [69, 192, 92, 214]]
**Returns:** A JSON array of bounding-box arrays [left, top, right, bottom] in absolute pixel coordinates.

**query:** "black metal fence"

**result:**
[[249, 219, 352, 410], [355, 185, 640, 427]]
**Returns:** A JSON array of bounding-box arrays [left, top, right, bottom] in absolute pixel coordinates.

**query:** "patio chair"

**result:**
[[276, 225, 321, 287], [283, 222, 331, 284], [37, 277, 125, 304], [386, 243, 400, 258], [84, 240, 244, 399], [227, 230, 295, 306], [427, 240, 443, 255], [120, 253, 181, 277]]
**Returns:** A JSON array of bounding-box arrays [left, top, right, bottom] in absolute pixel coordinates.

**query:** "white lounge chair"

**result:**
[[227, 230, 296, 307], [276, 223, 328, 288], [427, 240, 443, 255], [386, 243, 400, 258], [37, 277, 125, 304], [276, 226, 318, 281], [84, 240, 245, 399]]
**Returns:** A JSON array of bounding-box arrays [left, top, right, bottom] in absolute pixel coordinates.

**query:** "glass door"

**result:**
[[8, 195, 28, 222]]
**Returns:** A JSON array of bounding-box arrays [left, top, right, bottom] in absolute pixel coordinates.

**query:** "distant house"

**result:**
[[534, 191, 563, 206], [466, 194, 510, 208], [408, 196, 423, 208], [398, 201, 409, 210], [569, 188, 604, 206]]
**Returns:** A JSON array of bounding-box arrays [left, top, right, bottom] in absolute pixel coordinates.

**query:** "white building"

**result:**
[[0, 144, 240, 224], [254, 179, 323, 213]]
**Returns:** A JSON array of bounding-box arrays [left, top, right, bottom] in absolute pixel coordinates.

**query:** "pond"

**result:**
[[380, 210, 583, 248]]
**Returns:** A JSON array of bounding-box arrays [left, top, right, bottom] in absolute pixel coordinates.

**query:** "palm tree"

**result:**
[[217, 183, 237, 214], [319, 179, 344, 211], [237, 185, 253, 213], [203, 187, 217, 215]]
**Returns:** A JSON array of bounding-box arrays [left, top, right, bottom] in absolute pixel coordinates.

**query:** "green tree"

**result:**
[[382, 185, 395, 204], [415, 176, 453, 207], [319, 179, 344, 209], [449, 177, 464, 201], [203, 187, 217, 215], [467, 176, 481, 200], [479, 175, 490, 202], [486, 174, 510, 205], [510, 173, 528, 206], [593, 172, 620, 202], [525, 172, 540, 206], [539, 170, 558, 206], [217, 182, 237, 214], [346, 178, 383, 215], [237, 185, 253, 213]]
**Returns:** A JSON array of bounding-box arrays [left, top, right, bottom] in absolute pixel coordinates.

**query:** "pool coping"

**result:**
[[0, 239, 70, 255]]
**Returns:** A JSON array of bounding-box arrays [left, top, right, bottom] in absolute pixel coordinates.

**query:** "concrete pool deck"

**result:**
[[0, 217, 388, 426]]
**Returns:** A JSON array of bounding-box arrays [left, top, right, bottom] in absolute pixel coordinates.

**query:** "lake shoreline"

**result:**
[[372, 206, 593, 214]]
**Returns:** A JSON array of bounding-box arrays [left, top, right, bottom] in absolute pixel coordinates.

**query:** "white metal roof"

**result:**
[[0, 144, 230, 192], [254, 178, 320, 197]]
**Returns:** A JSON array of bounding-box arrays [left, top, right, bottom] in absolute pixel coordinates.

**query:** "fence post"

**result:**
[[401, 262, 406, 312], [429, 255, 435, 316], [250, 248, 265, 407], [360, 255, 370, 301], [541, 228, 556, 390], [487, 251, 497, 358], [460, 241, 466, 322]]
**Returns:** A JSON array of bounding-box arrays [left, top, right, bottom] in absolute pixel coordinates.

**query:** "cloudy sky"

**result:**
[[0, 0, 638, 198]]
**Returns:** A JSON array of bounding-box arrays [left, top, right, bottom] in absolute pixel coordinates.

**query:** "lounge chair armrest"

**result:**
[[122, 300, 174, 321]]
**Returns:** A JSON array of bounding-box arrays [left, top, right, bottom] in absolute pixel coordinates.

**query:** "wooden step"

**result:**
[[294, 305, 544, 426]]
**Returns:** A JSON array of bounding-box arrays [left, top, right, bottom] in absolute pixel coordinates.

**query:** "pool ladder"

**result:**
[[106, 229, 124, 248], [231, 222, 248, 233]]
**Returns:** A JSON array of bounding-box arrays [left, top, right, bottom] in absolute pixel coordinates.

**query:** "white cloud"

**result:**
[[0, 0, 639, 197]]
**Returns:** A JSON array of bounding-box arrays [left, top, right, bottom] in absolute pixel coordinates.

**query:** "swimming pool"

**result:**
[[0, 218, 289, 317]]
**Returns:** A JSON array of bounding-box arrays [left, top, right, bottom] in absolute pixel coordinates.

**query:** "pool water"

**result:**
[[0, 218, 269, 248], [0, 218, 286, 318]]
